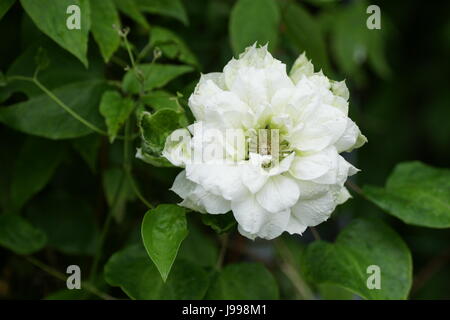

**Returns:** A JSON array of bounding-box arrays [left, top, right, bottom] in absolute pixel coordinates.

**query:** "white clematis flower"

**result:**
[[162, 44, 367, 240]]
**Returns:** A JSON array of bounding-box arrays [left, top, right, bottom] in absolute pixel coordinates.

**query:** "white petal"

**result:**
[[330, 80, 349, 100], [311, 154, 358, 186], [171, 170, 196, 198], [185, 163, 247, 201], [267, 152, 295, 176], [289, 148, 337, 181], [223, 45, 293, 109], [285, 214, 308, 235], [291, 191, 336, 227], [256, 175, 300, 213], [240, 153, 296, 194], [271, 87, 294, 114], [178, 198, 206, 213], [296, 180, 330, 200], [231, 195, 270, 234], [289, 52, 314, 84], [172, 178, 208, 213], [227, 67, 269, 108], [200, 72, 227, 89], [239, 209, 291, 240], [334, 156, 359, 186], [192, 189, 231, 214], [335, 119, 367, 153], [171, 171, 230, 214], [291, 104, 347, 152], [162, 128, 192, 167], [237, 225, 257, 240], [188, 73, 250, 127], [336, 187, 352, 205], [258, 210, 290, 240], [308, 72, 331, 90], [241, 163, 269, 194], [331, 96, 349, 115]]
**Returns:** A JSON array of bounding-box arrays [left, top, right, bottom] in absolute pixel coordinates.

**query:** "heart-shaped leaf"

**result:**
[[301, 218, 412, 300], [0, 214, 47, 254], [20, 0, 90, 66], [206, 262, 279, 300], [0, 80, 108, 139], [104, 244, 210, 299], [99, 91, 134, 143], [364, 161, 450, 228], [141, 204, 188, 281], [229, 0, 280, 55]]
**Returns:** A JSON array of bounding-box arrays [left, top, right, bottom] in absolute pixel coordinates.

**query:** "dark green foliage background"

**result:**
[[0, 0, 449, 300]]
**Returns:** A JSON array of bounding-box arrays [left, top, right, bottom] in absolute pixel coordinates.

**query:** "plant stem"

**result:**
[[126, 171, 153, 209], [33, 77, 108, 136], [123, 119, 131, 166], [122, 34, 136, 70], [216, 234, 230, 269], [346, 180, 364, 196], [411, 245, 450, 295], [110, 56, 128, 68], [7, 75, 109, 137], [275, 239, 315, 300], [310, 227, 321, 241], [121, 30, 144, 93], [24, 256, 115, 300], [123, 118, 153, 209], [89, 170, 126, 283]]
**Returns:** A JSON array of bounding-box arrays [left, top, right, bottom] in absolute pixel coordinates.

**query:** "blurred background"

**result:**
[[0, 0, 449, 299]]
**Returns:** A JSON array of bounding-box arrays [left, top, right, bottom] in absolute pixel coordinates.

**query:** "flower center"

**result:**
[[246, 125, 291, 168]]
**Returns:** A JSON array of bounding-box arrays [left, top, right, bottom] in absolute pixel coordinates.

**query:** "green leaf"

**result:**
[[141, 90, 182, 112], [229, 0, 280, 55], [301, 218, 412, 300], [177, 223, 218, 268], [114, 0, 149, 29], [11, 137, 65, 212], [0, 80, 108, 139], [2, 41, 104, 101], [0, 71, 6, 86], [26, 193, 98, 255], [137, 0, 188, 25], [201, 212, 237, 234], [71, 134, 101, 172], [34, 47, 50, 72], [139, 109, 183, 154], [141, 204, 188, 281], [0, 214, 47, 254], [318, 284, 355, 300], [102, 167, 133, 223], [99, 91, 134, 143], [207, 262, 279, 299], [122, 63, 193, 94], [90, 0, 121, 62], [104, 244, 211, 299], [20, 0, 91, 66], [136, 149, 174, 167], [303, 0, 339, 7], [364, 161, 450, 228], [0, 0, 15, 21], [149, 26, 199, 67], [330, 1, 390, 78], [282, 2, 330, 73], [44, 289, 91, 300]]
